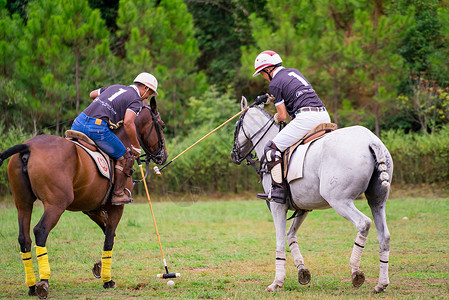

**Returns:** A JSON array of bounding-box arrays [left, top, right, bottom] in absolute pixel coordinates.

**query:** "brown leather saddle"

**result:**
[[283, 123, 338, 178]]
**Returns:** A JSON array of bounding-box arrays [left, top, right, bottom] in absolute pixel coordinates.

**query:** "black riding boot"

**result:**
[[257, 181, 287, 204], [111, 151, 134, 206]]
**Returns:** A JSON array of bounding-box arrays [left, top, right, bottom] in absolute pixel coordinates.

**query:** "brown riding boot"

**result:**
[[111, 151, 134, 206]]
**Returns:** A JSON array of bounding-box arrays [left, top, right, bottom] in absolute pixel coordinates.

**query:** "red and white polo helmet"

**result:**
[[253, 50, 283, 77]]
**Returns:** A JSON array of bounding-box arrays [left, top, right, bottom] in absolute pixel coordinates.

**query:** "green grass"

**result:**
[[0, 197, 448, 299]]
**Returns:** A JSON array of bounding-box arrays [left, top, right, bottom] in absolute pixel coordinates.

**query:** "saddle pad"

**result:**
[[70, 140, 111, 180], [286, 142, 312, 183]]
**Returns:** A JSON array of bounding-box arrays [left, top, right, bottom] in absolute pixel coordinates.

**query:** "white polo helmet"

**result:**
[[134, 72, 159, 96], [253, 50, 283, 77]]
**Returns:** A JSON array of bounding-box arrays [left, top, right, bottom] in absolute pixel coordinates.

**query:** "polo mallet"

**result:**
[[153, 96, 251, 176], [137, 157, 180, 279]]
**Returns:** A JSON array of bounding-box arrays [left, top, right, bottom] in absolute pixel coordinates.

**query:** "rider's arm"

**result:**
[[89, 89, 100, 100], [123, 110, 141, 157], [274, 103, 288, 122]]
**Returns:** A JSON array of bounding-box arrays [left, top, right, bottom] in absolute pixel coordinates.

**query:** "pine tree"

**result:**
[[0, 0, 27, 129], [348, 1, 410, 136], [14, 0, 114, 134], [116, 0, 208, 137]]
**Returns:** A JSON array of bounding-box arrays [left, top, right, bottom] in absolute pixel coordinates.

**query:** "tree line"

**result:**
[[0, 0, 448, 196]]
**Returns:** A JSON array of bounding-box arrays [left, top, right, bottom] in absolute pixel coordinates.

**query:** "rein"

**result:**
[[137, 106, 166, 165], [134, 106, 165, 185], [232, 105, 278, 177]]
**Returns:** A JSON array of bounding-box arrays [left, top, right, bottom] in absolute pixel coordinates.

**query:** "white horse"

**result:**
[[230, 98, 392, 293]]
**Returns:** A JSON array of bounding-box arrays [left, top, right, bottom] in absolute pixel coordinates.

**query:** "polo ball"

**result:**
[[167, 280, 175, 286]]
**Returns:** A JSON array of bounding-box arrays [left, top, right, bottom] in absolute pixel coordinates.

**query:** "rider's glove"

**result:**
[[254, 93, 269, 105]]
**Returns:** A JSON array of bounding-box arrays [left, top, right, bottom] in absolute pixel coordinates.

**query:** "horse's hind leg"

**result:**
[[366, 189, 391, 293], [8, 156, 38, 296], [328, 200, 372, 288], [18, 203, 38, 296], [33, 204, 66, 299], [286, 210, 311, 285]]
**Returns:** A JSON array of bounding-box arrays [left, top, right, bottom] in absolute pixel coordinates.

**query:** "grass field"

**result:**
[[0, 196, 448, 299]]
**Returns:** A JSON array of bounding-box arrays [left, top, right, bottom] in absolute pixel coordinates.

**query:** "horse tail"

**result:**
[[0, 144, 29, 167], [369, 142, 391, 188]]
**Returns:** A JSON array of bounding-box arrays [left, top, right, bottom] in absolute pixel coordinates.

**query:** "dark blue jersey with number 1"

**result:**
[[83, 84, 142, 130], [269, 68, 324, 118]]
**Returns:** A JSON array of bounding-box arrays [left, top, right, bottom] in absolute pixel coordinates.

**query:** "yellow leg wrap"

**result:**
[[21, 252, 36, 287], [35, 246, 51, 280], [101, 250, 113, 283]]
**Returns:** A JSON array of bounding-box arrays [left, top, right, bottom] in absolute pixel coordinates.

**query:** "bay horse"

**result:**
[[0, 97, 168, 299], [230, 98, 392, 293]]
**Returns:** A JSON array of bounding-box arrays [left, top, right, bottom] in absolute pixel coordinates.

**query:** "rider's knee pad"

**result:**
[[264, 141, 283, 184]]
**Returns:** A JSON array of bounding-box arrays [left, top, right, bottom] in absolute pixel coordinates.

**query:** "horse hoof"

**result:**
[[298, 268, 311, 285], [265, 284, 281, 292], [92, 260, 102, 278], [103, 280, 116, 289], [374, 284, 387, 293], [28, 285, 37, 296], [36, 280, 49, 299], [351, 270, 365, 287]]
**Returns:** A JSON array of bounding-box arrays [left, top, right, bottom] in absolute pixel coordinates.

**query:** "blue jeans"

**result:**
[[71, 112, 126, 158]]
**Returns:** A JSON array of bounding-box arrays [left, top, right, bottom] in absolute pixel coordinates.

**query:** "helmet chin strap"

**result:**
[[140, 87, 150, 99], [263, 67, 276, 81]]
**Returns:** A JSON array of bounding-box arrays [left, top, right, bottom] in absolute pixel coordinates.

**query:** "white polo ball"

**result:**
[[167, 280, 175, 286]]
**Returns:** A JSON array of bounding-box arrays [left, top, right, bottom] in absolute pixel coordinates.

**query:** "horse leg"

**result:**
[[99, 204, 124, 289], [18, 204, 38, 296], [84, 212, 108, 278], [33, 205, 65, 299], [329, 200, 372, 288], [8, 156, 38, 296], [266, 202, 288, 292], [286, 211, 311, 285], [366, 196, 391, 293]]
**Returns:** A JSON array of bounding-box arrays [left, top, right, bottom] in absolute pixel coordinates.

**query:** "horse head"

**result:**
[[135, 97, 169, 165], [230, 97, 278, 165]]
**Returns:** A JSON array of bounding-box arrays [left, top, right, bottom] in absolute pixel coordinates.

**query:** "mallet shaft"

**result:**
[[138, 160, 166, 261], [157, 107, 248, 173]]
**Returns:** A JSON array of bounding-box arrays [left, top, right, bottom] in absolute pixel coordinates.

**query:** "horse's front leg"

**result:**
[[266, 202, 288, 292], [286, 210, 311, 285], [99, 204, 123, 289]]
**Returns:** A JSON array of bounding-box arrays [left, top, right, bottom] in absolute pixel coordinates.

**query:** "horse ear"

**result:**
[[241, 96, 248, 110], [150, 96, 157, 113]]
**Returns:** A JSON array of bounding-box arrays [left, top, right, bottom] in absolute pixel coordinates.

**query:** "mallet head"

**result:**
[[157, 273, 181, 279], [154, 166, 162, 177]]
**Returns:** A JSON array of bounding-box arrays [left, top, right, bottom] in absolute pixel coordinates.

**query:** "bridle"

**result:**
[[137, 106, 166, 165], [231, 105, 278, 175]]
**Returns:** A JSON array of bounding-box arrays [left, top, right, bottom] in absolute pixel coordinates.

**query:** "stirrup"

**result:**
[[111, 191, 133, 206], [256, 192, 286, 204]]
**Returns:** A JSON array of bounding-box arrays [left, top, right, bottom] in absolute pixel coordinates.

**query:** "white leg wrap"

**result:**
[[378, 250, 390, 286], [288, 237, 304, 269], [350, 233, 367, 272], [274, 254, 286, 287]]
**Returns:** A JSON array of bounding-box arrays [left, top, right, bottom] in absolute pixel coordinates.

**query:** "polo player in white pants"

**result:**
[[253, 50, 331, 203]]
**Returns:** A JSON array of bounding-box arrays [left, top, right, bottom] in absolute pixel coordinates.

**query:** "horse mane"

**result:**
[[250, 104, 276, 121]]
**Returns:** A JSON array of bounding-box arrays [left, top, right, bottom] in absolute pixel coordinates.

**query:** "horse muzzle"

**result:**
[[230, 150, 242, 165]]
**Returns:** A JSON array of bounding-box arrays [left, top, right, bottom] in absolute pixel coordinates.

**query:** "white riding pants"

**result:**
[[272, 110, 331, 152]]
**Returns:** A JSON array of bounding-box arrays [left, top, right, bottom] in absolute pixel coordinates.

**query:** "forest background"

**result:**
[[0, 0, 448, 197]]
